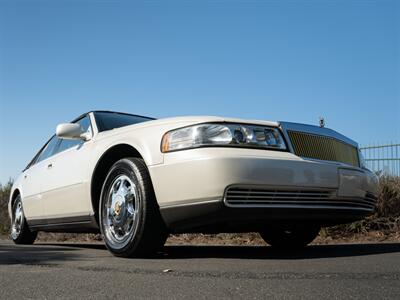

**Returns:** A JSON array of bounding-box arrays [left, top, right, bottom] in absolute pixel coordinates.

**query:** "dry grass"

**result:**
[[0, 180, 12, 236], [1, 175, 399, 244], [376, 175, 400, 217]]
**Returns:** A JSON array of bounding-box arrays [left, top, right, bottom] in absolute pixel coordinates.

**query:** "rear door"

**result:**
[[22, 135, 59, 222]]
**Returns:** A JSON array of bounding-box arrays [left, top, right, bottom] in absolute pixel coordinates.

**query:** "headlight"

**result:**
[[161, 123, 286, 152]]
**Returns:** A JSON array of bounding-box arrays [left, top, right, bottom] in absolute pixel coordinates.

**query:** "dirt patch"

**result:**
[[2, 231, 399, 245]]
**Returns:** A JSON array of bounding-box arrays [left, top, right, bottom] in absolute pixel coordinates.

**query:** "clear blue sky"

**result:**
[[0, 0, 399, 183]]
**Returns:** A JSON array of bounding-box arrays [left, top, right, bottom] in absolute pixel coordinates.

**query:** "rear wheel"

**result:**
[[10, 195, 37, 244], [259, 225, 320, 249], [99, 157, 168, 257]]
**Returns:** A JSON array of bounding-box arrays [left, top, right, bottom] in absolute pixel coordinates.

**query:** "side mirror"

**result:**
[[56, 123, 89, 141]]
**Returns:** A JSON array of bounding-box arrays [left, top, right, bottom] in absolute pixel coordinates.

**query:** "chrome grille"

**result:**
[[287, 130, 359, 167], [224, 187, 376, 211]]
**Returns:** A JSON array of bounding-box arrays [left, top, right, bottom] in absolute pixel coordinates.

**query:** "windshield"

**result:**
[[94, 111, 154, 132]]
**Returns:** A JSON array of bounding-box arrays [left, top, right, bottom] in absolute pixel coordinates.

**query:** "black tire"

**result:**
[[99, 157, 168, 257], [10, 195, 37, 245], [259, 225, 320, 250]]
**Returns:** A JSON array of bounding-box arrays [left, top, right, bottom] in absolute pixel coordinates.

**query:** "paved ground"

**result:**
[[0, 240, 399, 299]]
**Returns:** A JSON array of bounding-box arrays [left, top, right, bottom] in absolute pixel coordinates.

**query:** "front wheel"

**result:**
[[259, 225, 320, 250], [10, 195, 37, 244], [99, 157, 168, 257]]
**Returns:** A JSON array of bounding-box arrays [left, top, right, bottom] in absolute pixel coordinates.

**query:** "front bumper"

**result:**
[[149, 148, 378, 231]]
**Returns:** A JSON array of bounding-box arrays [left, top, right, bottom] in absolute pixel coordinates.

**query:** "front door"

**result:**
[[40, 115, 93, 222]]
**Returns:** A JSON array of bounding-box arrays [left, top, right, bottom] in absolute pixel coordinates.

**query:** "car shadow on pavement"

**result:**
[[36, 242, 107, 250], [27, 241, 400, 260], [2, 240, 400, 261], [159, 243, 400, 260], [0, 243, 81, 265]]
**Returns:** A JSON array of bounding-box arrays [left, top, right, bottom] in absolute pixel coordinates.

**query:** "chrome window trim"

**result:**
[[24, 113, 93, 171]]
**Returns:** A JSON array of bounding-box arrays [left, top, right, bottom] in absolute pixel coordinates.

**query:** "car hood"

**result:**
[[155, 116, 280, 127], [95, 115, 280, 137], [94, 115, 357, 147]]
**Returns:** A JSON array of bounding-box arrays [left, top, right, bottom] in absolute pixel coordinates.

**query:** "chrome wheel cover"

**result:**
[[102, 174, 140, 249], [11, 200, 23, 240]]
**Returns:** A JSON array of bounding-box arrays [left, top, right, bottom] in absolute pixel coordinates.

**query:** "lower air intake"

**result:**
[[224, 187, 376, 211]]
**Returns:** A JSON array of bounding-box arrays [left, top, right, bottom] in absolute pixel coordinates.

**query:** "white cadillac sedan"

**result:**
[[9, 111, 378, 257]]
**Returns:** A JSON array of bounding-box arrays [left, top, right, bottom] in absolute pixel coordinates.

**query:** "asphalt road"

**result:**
[[0, 240, 399, 299]]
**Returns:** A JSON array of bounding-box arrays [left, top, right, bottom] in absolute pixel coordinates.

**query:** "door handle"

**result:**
[[47, 163, 53, 169]]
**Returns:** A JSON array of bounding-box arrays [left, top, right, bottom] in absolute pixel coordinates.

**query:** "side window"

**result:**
[[35, 136, 59, 164], [56, 116, 91, 154]]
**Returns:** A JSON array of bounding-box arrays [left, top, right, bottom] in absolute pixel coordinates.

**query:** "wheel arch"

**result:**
[[8, 188, 21, 221], [90, 144, 146, 225], [11, 188, 21, 202]]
